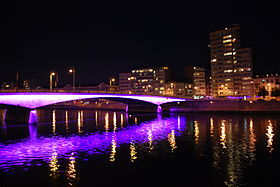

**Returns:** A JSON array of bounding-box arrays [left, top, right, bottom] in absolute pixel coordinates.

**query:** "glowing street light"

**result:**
[[110, 78, 115, 86], [69, 67, 76, 91], [50, 72, 56, 91], [109, 78, 115, 91]]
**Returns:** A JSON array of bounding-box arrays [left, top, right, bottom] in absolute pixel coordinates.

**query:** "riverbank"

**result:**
[[163, 100, 280, 113]]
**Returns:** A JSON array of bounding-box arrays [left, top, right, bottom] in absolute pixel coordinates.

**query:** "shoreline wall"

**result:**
[[163, 100, 280, 113]]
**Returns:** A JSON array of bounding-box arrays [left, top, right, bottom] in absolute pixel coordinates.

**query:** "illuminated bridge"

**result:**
[[0, 92, 187, 123]]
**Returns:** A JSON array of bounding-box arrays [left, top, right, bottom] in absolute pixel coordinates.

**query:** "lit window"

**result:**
[[223, 39, 232, 43], [224, 43, 232, 47], [224, 69, 233, 73], [211, 59, 217, 62], [224, 52, 232, 56], [223, 35, 232, 39]]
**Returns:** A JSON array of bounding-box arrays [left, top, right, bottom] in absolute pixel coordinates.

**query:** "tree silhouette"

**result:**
[[271, 87, 280, 98], [257, 87, 269, 99]]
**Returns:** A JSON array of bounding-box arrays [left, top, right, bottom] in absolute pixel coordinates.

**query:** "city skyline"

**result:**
[[1, 1, 279, 86]]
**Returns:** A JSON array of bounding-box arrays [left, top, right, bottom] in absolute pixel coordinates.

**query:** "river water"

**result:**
[[0, 109, 279, 186]]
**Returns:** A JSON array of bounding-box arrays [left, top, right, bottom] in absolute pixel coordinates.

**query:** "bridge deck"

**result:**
[[0, 92, 187, 109]]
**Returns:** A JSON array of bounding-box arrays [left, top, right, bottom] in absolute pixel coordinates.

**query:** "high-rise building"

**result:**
[[131, 66, 171, 95], [119, 73, 132, 93], [210, 25, 253, 97], [185, 66, 206, 98]]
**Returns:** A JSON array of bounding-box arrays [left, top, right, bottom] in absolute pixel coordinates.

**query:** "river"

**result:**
[[0, 109, 279, 186]]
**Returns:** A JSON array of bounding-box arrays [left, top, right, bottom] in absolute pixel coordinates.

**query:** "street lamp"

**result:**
[[109, 78, 115, 91], [50, 72, 56, 91], [110, 78, 115, 86], [69, 67, 76, 91]]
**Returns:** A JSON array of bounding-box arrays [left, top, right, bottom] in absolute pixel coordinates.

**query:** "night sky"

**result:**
[[1, 1, 279, 87]]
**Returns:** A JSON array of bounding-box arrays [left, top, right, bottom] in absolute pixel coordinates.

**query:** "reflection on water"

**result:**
[[130, 140, 137, 162], [248, 119, 256, 164], [220, 120, 226, 149], [194, 120, 199, 144], [49, 150, 59, 177], [168, 130, 177, 152], [266, 120, 274, 153], [52, 110, 56, 135], [0, 109, 280, 186], [67, 152, 77, 186]]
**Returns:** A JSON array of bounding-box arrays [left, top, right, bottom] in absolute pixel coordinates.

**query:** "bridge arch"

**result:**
[[0, 92, 186, 109]]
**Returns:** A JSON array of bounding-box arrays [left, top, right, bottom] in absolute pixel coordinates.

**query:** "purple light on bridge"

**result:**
[[0, 93, 186, 109]]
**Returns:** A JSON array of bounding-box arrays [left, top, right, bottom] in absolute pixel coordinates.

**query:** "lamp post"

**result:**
[[50, 72, 56, 91], [109, 78, 115, 91], [69, 67, 76, 91]]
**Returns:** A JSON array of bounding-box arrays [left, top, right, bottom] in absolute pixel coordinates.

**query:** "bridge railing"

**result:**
[[0, 89, 188, 99]]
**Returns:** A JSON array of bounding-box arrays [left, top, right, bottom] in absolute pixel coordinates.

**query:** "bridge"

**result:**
[[0, 91, 187, 123]]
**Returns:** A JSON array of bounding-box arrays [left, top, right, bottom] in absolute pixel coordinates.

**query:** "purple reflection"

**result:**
[[28, 110, 38, 124], [0, 116, 184, 171], [28, 110, 38, 140]]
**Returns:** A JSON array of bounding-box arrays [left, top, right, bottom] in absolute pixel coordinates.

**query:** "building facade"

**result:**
[[119, 73, 132, 93], [185, 66, 206, 98], [210, 25, 253, 97], [253, 73, 280, 100], [130, 66, 171, 95], [164, 82, 186, 97]]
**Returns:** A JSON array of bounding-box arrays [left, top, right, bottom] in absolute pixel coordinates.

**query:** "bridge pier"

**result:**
[[125, 104, 163, 113], [4, 108, 32, 124], [28, 111, 38, 139], [157, 105, 162, 113]]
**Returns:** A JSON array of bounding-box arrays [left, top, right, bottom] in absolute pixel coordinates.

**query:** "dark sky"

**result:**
[[1, 1, 279, 86]]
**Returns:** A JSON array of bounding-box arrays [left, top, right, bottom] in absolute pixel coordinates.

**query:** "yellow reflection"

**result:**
[[113, 112, 117, 131], [210, 118, 214, 137], [49, 151, 59, 177], [249, 118, 256, 162], [220, 120, 226, 149], [120, 113, 124, 128], [147, 129, 153, 151], [224, 120, 241, 187], [130, 140, 137, 162], [95, 111, 98, 126], [67, 153, 77, 186], [134, 117, 138, 124], [110, 134, 117, 162], [105, 112, 109, 131], [77, 111, 83, 133], [65, 111, 69, 132], [168, 130, 177, 152], [194, 120, 199, 144], [266, 120, 274, 153], [52, 110, 56, 134]]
